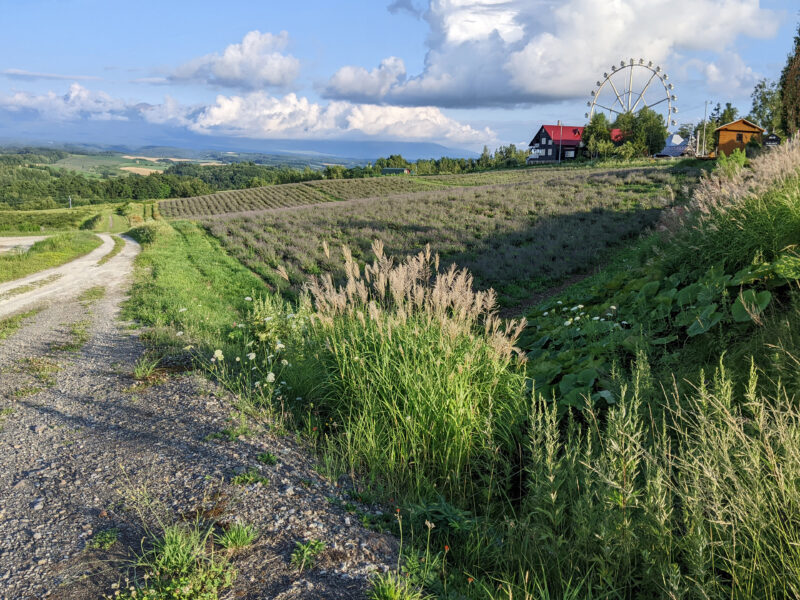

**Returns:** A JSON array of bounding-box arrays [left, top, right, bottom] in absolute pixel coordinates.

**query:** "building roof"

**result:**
[[655, 141, 691, 157], [540, 125, 584, 145], [713, 118, 764, 133], [610, 128, 624, 142]]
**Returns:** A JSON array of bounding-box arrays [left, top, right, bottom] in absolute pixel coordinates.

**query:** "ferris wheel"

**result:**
[[586, 58, 677, 127]]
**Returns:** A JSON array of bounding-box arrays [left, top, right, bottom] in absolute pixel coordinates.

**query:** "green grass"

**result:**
[[0, 232, 102, 283], [230, 467, 269, 486], [77, 285, 105, 303], [215, 523, 257, 552], [126, 143, 800, 599], [289, 539, 325, 573], [87, 528, 119, 550], [122, 220, 268, 355], [50, 319, 91, 352], [0, 308, 42, 340]]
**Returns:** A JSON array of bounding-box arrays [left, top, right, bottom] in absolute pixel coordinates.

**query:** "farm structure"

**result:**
[[381, 167, 411, 175], [764, 133, 782, 147], [714, 118, 764, 156], [527, 125, 585, 163]]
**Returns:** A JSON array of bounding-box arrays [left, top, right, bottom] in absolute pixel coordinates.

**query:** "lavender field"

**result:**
[[198, 165, 702, 305]]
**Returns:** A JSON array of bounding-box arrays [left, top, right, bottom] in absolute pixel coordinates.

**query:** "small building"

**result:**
[[713, 118, 764, 156], [381, 167, 411, 175], [527, 124, 585, 163], [764, 133, 782, 147], [610, 128, 625, 143]]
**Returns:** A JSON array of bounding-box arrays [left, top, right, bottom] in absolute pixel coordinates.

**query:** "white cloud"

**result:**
[[170, 30, 300, 89], [189, 91, 493, 144], [686, 52, 759, 96], [325, 57, 407, 103], [323, 0, 779, 108], [1, 83, 127, 120], [0, 84, 493, 145], [2, 68, 101, 82]]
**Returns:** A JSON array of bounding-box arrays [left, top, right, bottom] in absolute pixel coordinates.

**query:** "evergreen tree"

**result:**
[[780, 20, 800, 135]]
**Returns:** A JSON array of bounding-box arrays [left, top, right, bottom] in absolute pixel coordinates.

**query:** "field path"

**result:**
[[0, 234, 136, 319], [0, 236, 395, 598], [0, 236, 49, 254]]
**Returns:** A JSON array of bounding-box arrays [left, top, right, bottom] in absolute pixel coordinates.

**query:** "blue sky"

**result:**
[[1, 0, 797, 154]]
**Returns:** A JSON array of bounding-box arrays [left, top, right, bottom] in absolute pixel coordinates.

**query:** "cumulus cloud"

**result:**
[[0, 83, 127, 120], [189, 92, 493, 144], [686, 51, 759, 96], [323, 0, 779, 108], [2, 68, 101, 82], [0, 84, 492, 145], [324, 57, 407, 103], [169, 30, 300, 89]]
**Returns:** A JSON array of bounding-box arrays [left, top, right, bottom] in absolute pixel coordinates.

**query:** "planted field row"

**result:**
[[203, 167, 693, 306]]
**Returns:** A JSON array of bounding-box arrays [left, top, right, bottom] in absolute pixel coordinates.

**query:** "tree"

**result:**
[[748, 78, 782, 133], [677, 123, 695, 140], [582, 113, 611, 146], [633, 107, 668, 156], [780, 20, 800, 136], [478, 145, 492, 168], [719, 102, 739, 125]]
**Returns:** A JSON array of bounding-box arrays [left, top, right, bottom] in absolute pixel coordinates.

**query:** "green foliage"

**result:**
[[749, 78, 782, 133], [215, 523, 257, 551], [368, 572, 429, 600], [87, 528, 119, 550], [256, 452, 278, 465], [289, 539, 326, 573], [230, 467, 269, 486], [715, 147, 748, 177], [116, 522, 234, 600], [780, 21, 800, 135]]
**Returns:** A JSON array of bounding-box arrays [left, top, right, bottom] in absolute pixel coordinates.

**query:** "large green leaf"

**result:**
[[771, 254, 800, 281], [686, 304, 722, 337], [731, 289, 772, 322]]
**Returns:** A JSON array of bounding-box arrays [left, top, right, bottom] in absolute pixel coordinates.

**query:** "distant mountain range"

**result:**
[[0, 111, 479, 162]]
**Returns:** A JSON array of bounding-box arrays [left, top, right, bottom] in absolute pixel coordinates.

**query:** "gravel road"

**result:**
[[0, 236, 396, 598]]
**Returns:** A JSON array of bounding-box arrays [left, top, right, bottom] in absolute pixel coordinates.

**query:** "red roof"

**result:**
[[542, 125, 584, 144], [610, 128, 624, 142]]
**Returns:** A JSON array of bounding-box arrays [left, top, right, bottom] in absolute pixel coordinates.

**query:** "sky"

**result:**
[[0, 0, 798, 156]]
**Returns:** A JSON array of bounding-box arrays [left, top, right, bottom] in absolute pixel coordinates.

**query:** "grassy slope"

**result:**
[[125, 149, 800, 599], [122, 220, 268, 353], [0, 232, 102, 283]]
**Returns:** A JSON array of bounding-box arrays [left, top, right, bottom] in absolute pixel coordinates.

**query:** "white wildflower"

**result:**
[[266, 372, 276, 383], [610, 305, 617, 311], [176, 331, 184, 336], [247, 352, 256, 361], [542, 311, 549, 316], [254, 381, 261, 387], [213, 349, 224, 361], [281, 359, 288, 366], [235, 356, 240, 362], [557, 301, 563, 305], [564, 320, 572, 326], [592, 316, 600, 321], [178, 307, 187, 313], [276, 342, 285, 351], [245, 296, 252, 301]]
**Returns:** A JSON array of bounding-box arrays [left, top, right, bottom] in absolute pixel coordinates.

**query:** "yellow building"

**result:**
[[714, 118, 764, 156]]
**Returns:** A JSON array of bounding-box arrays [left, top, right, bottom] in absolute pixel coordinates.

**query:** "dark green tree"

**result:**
[[748, 78, 782, 133], [633, 107, 669, 156], [780, 20, 800, 135], [582, 113, 611, 145]]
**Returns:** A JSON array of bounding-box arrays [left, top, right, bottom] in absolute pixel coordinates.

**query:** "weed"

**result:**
[[133, 353, 161, 381], [255, 452, 278, 466], [78, 285, 106, 303], [0, 308, 42, 341], [289, 539, 326, 573], [230, 467, 269, 486], [50, 319, 90, 352], [368, 572, 429, 600], [87, 528, 119, 550], [215, 523, 257, 552]]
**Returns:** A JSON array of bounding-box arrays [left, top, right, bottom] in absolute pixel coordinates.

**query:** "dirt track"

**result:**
[[0, 237, 49, 255], [0, 234, 395, 598], [0, 234, 138, 319]]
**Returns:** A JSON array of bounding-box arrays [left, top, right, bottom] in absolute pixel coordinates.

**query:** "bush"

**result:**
[[128, 221, 173, 245]]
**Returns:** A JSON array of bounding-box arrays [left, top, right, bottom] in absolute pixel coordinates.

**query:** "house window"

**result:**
[[565, 150, 575, 158], [542, 136, 547, 144], [736, 133, 743, 142], [547, 149, 552, 156]]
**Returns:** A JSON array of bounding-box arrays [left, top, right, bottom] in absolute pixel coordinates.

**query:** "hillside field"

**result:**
[[186, 164, 702, 305]]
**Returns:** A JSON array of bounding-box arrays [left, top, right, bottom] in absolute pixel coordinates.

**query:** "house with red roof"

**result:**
[[527, 124, 585, 163]]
